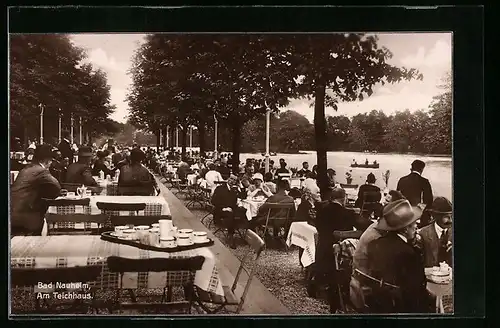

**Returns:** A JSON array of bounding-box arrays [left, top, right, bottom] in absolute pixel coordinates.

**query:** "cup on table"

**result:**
[[159, 219, 173, 238], [160, 236, 176, 248], [114, 226, 128, 236], [176, 233, 191, 246], [193, 231, 208, 243], [135, 226, 150, 243], [148, 228, 160, 246], [67, 192, 76, 197], [60, 189, 68, 197], [122, 229, 137, 240], [179, 229, 193, 241], [85, 189, 92, 197]]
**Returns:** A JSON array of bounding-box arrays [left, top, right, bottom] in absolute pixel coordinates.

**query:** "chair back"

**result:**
[[43, 198, 91, 207], [110, 215, 172, 227], [360, 191, 381, 213], [264, 202, 296, 226], [45, 213, 108, 235], [11, 265, 102, 287], [231, 230, 265, 313], [96, 202, 146, 212], [118, 184, 155, 196]]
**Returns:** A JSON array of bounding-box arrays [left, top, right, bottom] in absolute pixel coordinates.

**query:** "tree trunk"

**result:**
[[170, 126, 175, 152], [198, 121, 206, 155], [231, 115, 242, 175], [162, 126, 168, 152], [181, 124, 188, 159], [156, 129, 161, 152], [314, 80, 329, 198]]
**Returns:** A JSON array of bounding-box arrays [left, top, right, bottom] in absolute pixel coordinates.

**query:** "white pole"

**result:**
[[176, 126, 179, 149], [58, 108, 62, 143], [265, 110, 270, 173], [214, 117, 218, 159], [39, 103, 44, 144], [159, 128, 162, 150], [70, 114, 74, 145], [189, 126, 193, 149], [79, 117, 82, 145], [166, 126, 170, 149]]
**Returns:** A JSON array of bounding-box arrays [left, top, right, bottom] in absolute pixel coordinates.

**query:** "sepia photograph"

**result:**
[[9, 29, 453, 316]]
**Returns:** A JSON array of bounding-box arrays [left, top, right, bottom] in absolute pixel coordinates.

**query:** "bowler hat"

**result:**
[[376, 199, 423, 231], [34, 144, 55, 161], [78, 146, 93, 157], [431, 197, 452, 214]]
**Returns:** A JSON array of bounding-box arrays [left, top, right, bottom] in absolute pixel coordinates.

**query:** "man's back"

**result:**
[[211, 185, 237, 209], [353, 222, 384, 273], [118, 163, 155, 195], [397, 173, 433, 207], [66, 162, 97, 186]]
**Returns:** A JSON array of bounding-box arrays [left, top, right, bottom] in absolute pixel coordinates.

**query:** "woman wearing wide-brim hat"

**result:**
[[363, 199, 431, 313]]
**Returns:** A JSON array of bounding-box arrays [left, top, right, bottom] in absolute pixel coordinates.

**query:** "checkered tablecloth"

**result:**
[[11, 235, 224, 296], [44, 195, 170, 231]]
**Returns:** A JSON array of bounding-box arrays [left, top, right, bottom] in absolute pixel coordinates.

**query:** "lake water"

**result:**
[[240, 151, 452, 200]]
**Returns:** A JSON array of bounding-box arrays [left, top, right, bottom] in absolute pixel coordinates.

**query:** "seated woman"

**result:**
[[263, 172, 277, 194], [118, 148, 158, 196], [355, 173, 382, 219], [247, 173, 273, 198], [295, 181, 321, 226]]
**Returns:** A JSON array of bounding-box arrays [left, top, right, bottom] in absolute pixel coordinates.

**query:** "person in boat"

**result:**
[[373, 160, 378, 165], [365, 159, 369, 166]]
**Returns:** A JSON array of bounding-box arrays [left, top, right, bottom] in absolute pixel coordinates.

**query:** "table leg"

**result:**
[[439, 297, 444, 313]]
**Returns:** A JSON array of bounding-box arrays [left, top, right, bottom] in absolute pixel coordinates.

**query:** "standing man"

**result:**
[[296, 162, 311, 178], [58, 131, 74, 165], [397, 160, 433, 226], [11, 144, 61, 236]]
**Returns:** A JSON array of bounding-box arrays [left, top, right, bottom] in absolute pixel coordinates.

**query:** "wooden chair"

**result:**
[[110, 215, 172, 228], [194, 230, 265, 314], [106, 256, 205, 314], [360, 191, 382, 219], [258, 202, 296, 248], [45, 213, 108, 235], [96, 202, 146, 214], [11, 265, 102, 314], [185, 184, 206, 209]]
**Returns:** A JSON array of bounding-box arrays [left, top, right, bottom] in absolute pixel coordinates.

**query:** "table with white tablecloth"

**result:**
[[93, 177, 119, 196], [11, 235, 224, 296], [238, 198, 301, 221]]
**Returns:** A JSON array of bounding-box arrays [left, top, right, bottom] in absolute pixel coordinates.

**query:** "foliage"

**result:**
[[9, 34, 116, 146]]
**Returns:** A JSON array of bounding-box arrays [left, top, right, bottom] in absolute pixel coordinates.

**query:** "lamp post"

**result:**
[[58, 108, 62, 143], [39, 103, 44, 144], [214, 116, 219, 159], [189, 125, 193, 149], [265, 109, 271, 173], [175, 126, 179, 149], [166, 125, 170, 149], [79, 117, 82, 145], [70, 114, 74, 145]]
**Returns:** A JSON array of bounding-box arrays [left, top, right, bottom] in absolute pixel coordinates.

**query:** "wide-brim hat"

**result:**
[[252, 173, 264, 181], [430, 196, 452, 214], [376, 199, 423, 231], [78, 146, 93, 157]]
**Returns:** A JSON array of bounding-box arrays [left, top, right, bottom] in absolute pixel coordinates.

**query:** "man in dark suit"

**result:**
[[296, 162, 311, 178], [211, 174, 247, 249], [49, 149, 67, 183], [65, 146, 98, 187], [355, 172, 382, 219], [397, 160, 433, 226], [57, 132, 74, 165], [364, 199, 431, 313], [92, 151, 116, 177], [118, 148, 158, 196], [315, 187, 372, 313], [11, 144, 61, 236], [416, 197, 453, 268]]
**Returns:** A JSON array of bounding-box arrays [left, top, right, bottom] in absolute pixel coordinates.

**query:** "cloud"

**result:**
[[109, 88, 129, 122], [400, 39, 452, 69], [85, 48, 128, 73]]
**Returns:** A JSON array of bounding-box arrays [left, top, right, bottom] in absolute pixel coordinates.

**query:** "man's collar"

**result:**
[[434, 222, 445, 237], [39, 162, 46, 169], [397, 233, 408, 243], [411, 170, 421, 176]]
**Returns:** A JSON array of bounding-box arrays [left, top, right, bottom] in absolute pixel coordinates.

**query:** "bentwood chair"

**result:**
[[11, 265, 102, 314], [360, 191, 382, 219], [194, 230, 265, 314], [106, 256, 205, 314], [258, 203, 296, 248]]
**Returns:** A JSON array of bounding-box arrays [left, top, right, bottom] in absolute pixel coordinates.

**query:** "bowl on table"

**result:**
[[176, 233, 193, 246]]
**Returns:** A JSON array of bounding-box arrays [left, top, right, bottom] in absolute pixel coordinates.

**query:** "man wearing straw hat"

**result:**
[[416, 197, 453, 268], [361, 199, 430, 313]]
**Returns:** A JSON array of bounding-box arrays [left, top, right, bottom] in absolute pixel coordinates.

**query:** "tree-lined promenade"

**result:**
[[10, 35, 119, 147], [127, 33, 427, 196]]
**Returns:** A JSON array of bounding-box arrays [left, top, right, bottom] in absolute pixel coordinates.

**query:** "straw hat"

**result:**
[[252, 173, 264, 181], [376, 199, 423, 231]]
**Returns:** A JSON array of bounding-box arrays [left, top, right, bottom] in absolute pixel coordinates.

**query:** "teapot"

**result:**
[[76, 185, 87, 198]]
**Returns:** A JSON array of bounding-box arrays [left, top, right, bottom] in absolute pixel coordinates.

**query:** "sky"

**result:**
[[70, 33, 452, 123]]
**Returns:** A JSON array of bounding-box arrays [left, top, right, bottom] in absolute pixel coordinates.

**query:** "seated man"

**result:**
[[118, 148, 158, 196], [355, 172, 382, 219], [314, 187, 372, 313], [65, 146, 99, 187], [247, 173, 273, 198], [211, 174, 247, 249], [11, 144, 61, 236], [296, 161, 311, 178], [364, 200, 431, 313], [249, 179, 295, 234], [92, 150, 116, 177], [416, 197, 453, 268], [49, 149, 67, 183]]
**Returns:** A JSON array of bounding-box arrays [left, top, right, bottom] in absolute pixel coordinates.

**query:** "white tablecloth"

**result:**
[[286, 222, 318, 267], [11, 235, 223, 296], [238, 198, 301, 221]]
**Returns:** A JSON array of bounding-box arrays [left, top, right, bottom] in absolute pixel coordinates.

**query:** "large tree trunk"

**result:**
[[231, 115, 242, 175], [162, 126, 168, 152], [198, 121, 206, 155], [156, 129, 161, 152], [314, 80, 329, 198], [181, 124, 188, 159]]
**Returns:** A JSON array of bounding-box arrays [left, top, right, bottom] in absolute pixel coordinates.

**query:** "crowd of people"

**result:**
[[10, 139, 452, 314]]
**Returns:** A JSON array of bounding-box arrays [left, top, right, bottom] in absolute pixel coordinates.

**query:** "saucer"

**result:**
[[194, 238, 210, 244], [178, 241, 194, 246]]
